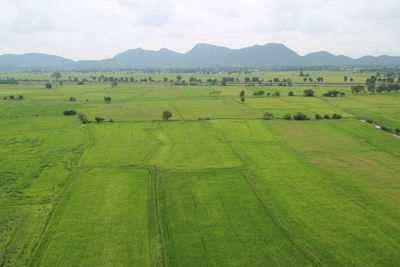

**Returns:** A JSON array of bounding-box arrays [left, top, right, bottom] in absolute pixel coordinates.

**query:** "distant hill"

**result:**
[[0, 53, 75, 68], [1, 43, 400, 69]]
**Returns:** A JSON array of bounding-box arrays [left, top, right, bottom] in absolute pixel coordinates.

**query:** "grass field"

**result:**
[[0, 76, 399, 266]]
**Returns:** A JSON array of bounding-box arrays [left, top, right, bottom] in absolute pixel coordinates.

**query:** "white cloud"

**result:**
[[0, 0, 399, 60]]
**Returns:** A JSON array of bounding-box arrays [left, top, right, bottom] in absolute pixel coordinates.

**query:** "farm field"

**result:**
[[0, 78, 400, 266]]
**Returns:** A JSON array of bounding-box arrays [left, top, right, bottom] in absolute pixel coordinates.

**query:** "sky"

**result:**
[[1, 0, 400, 60]]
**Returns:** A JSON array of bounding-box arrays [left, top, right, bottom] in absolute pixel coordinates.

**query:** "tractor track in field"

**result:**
[[148, 169, 170, 267], [212, 122, 325, 266], [239, 170, 325, 266], [26, 124, 95, 267]]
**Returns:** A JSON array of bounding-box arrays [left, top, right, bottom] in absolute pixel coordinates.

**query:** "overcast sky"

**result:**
[[1, 0, 399, 60]]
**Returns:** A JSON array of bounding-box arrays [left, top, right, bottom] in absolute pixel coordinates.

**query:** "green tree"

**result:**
[[45, 82, 52, 89], [293, 112, 309, 120], [51, 72, 62, 80], [283, 113, 292, 120], [95, 117, 104, 123], [78, 113, 89, 124], [162, 110, 172, 121], [303, 89, 314, 97], [263, 112, 273, 120]]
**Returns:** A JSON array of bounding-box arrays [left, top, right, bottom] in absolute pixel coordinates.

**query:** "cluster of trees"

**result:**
[[303, 89, 314, 97], [252, 90, 281, 97], [0, 78, 18, 84], [263, 112, 343, 121], [240, 90, 245, 102], [301, 77, 324, 83], [364, 119, 400, 136], [322, 90, 345, 97], [263, 112, 342, 121], [352, 83, 400, 94], [343, 76, 354, 82], [2, 95, 23, 100], [315, 113, 342, 119], [299, 71, 309, 77]]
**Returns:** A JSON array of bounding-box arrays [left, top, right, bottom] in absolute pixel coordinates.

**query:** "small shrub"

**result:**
[[288, 91, 294, 96], [109, 118, 114, 123], [273, 91, 280, 97], [162, 110, 172, 121], [323, 114, 330, 119], [78, 113, 89, 124], [366, 119, 374, 123], [263, 112, 274, 120], [381, 126, 392, 132], [303, 89, 314, 97], [63, 110, 76, 115], [332, 113, 342, 119], [395, 128, 400, 135], [315, 114, 322, 120], [293, 112, 309, 120], [95, 117, 104, 123], [283, 113, 292, 120], [45, 82, 52, 89]]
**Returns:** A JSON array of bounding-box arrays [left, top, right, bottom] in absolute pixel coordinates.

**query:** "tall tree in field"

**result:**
[[344, 76, 348, 82], [51, 72, 62, 80], [162, 110, 172, 121]]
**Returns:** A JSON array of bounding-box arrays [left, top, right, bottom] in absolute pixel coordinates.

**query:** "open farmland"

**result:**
[[0, 75, 400, 266]]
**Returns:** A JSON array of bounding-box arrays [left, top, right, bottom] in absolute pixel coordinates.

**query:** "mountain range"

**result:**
[[1, 43, 400, 69]]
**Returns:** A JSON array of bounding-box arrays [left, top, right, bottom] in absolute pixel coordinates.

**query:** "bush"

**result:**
[[78, 113, 89, 124], [366, 119, 374, 123], [332, 113, 342, 119], [323, 114, 330, 119], [288, 91, 294, 96], [63, 110, 76, 115], [263, 112, 274, 120], [45, 82, 52, 89], [303, 89, 314, 97], [381, 126, 392, 132], [95, 117, 104, 123], [322, 90, 344, 97], [293, 112, 310, 120], [283, 113, 292, 120], [395, 128, 400, 135], [315, 114, 322, 120], [162, 110, 172, 121]]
